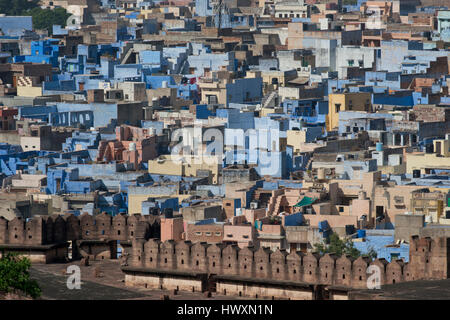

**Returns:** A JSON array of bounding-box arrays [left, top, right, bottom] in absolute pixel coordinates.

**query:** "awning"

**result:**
[[293, 196, 317, 207]]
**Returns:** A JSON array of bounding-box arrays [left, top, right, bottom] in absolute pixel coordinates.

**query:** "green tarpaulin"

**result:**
[[293, 196, 317, 207]]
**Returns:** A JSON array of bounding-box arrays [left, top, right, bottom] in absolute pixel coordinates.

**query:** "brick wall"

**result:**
[[0, 212, 160, 246], [129, 235, 450, 289]]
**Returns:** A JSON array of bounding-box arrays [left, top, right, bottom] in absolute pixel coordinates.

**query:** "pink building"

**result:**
[[160, 217, 184, 242], [223, 224, 256, 248], [96, 125, 158, 168], [242, 208, 266, 224]]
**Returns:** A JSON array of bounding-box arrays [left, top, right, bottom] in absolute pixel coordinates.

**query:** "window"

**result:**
[[243, 235, 249, 239], [207, 95, 218, 104], [391, 253, 400, 261], [215, 232, 222, 236], [195, 232, 202, 236], [205, 232, 212, 237]]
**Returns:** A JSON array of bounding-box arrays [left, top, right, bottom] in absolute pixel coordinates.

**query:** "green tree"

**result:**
[[365, 246, 378, 260], [0, 253, 41, 299], [314, 233, 376, 260], [26, 7, 71, 34], [0, 0, 70, 35], [0, 0, 38, 16]]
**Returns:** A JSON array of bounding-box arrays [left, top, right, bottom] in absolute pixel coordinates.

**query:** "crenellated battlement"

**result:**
[[128, 236, 450, 289], [0, 212, 161, 246]]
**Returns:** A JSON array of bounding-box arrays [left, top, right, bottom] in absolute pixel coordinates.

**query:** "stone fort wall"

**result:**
[[0, 212, 160, 246], [129, 236, 450, 289]]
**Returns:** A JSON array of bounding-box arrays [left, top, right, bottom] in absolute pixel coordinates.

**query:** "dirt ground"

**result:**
[[30, 259, 247, 300]]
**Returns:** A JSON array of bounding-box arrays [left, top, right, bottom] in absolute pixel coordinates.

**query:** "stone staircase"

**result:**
[[17, 76, 33, 87], [261, 90, 278, 109], [120, 43, 135, 65]]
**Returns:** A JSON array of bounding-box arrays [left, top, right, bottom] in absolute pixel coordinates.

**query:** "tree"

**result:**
[[0, 0, 71, 35], [0, 0, 39, 16], [0, 253, 41, 299], [314, 233, 377, 260], [365, 246, 378, 260], [26, 7, 71, 34]]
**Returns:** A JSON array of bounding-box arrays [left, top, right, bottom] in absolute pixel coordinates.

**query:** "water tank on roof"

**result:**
[[425, 144, 434, 154], [413, 169, 421, 178], [357, 229, 366, 238], [129, 142, 136, 151], [250, 201, 259, 209], [162, 81, 168, 88]]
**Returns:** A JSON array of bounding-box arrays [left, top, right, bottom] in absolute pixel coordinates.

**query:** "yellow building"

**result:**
[[260, 107, 284, 117], [327, 92, 372, 131], [148, 154, 221, 184], [410, 191, 446, 224], [198, 80, 228, 105], [406, 138, 450, 175], [287, 130, 308, 153], [247, 69, 297, 90], [433, 137, 450, 157], [17, 86, 43, 97]]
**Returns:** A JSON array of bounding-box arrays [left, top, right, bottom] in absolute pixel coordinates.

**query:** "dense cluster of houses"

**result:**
[[0, 0, 449, 299]]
